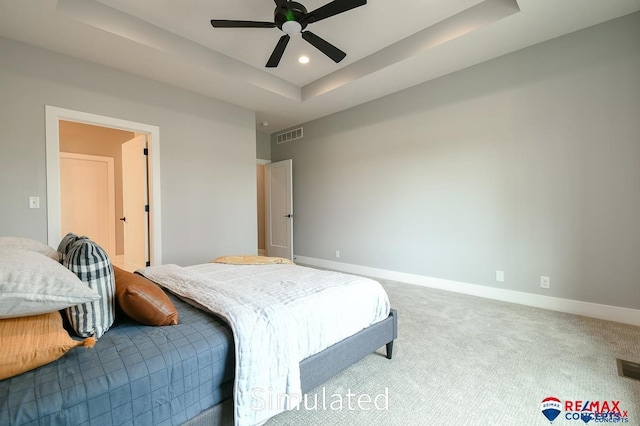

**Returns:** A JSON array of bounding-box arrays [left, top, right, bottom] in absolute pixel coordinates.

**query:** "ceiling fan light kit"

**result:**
[[282, 20, 302, 36], [210, 0, 367, 67]]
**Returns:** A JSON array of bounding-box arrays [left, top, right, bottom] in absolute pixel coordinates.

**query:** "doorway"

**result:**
[[58, 122, 148, 271], [45, 106, 163, 266]]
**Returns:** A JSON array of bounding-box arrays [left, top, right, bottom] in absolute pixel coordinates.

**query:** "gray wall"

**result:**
[[0, 37, 257, 265], [272, 13, 640, 310]]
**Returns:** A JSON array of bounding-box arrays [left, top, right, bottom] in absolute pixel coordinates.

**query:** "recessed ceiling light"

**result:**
[[298, 56, 309, 64]]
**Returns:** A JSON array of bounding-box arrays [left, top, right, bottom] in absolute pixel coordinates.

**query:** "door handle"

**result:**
[[119, 217, 126, 221], [284, 214, 292, 218]]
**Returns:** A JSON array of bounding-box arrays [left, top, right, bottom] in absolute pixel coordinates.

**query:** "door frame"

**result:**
[[45, 105, 162, 265]]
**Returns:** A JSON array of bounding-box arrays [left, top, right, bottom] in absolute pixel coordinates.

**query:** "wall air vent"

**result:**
[[276, 127, 303, 144], [617, 358, 640, 381]]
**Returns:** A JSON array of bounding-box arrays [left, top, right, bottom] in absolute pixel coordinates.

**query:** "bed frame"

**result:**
[[184, 309, 398, 426]]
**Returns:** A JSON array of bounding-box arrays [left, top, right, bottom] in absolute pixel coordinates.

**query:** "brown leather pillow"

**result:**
[[113, 265, 179, 326]]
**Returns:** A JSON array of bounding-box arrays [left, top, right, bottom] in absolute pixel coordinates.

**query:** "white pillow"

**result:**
[[0, 249, 100, 319], [0, 237, 59, 261]]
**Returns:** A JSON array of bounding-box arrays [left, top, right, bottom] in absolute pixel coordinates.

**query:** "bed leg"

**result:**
[[386, 341, 394, 359]]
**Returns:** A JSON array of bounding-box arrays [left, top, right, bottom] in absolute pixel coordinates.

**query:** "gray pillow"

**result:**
[[0, 237, 59, 261], [0, 249, 100, 319], [64, 238, 115, 339]]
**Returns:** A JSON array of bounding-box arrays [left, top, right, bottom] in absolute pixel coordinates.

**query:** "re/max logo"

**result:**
[[564, 400, 627, 416]]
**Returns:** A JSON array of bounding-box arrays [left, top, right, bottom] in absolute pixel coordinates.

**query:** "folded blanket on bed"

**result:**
[[139, 263, 390, 426], [211, 255, 293, 265]]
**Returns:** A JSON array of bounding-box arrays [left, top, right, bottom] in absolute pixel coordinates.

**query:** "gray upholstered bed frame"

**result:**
[[184, 309, 398, 426]]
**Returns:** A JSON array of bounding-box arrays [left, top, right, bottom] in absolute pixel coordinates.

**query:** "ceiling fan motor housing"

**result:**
[[275, 2, 308, 31]]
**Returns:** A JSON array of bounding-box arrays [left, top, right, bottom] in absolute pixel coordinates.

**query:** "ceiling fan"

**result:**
[[210, 0, 367, 68]]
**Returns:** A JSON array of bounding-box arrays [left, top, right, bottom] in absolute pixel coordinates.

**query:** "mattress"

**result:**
[[0, 294, 235, 426]]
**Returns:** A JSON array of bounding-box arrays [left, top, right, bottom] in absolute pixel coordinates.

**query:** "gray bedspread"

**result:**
[[0, 294, 234, 426]]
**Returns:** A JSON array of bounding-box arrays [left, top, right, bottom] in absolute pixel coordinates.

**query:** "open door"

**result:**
[[265, 159, 293, 260], [121, 135, 149, 271]]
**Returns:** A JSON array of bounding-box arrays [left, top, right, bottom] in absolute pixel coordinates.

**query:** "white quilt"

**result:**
[[139, 262, 390, 426]]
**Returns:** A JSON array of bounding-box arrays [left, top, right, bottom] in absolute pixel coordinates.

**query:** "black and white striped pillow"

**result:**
[[57, 232, 87, 264], [64, 238, 115, 339]]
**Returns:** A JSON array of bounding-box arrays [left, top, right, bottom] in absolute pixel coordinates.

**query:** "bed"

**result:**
[[1, 293, 235, 425], [0, 246, 397, 426]]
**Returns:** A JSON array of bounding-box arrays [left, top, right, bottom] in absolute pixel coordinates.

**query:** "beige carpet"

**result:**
[[266, 279, 640, 425]]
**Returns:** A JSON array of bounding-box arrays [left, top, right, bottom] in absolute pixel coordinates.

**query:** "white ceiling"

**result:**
[[1, 0, 639, 132]]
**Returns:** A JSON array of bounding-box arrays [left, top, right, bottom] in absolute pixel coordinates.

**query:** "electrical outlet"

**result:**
[[496, 270, 505, 282], [335, 250, 340, 259], [540, 276, 550, 289]]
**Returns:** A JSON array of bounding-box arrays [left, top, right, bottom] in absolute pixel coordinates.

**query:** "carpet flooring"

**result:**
[[266, 278, 640, 425]]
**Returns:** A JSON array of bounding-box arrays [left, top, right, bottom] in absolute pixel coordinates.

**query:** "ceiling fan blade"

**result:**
[[266, 35, 291, 67], [301, 31, 346, 63], [210, 20, 276, 29], [302, 0, 367, 24], [274, 0, 289, 7]]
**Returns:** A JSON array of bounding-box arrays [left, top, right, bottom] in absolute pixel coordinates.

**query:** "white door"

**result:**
[[60, 152, 116, 257], [266, 159, 293, 260], [121, 135, 149, 271]]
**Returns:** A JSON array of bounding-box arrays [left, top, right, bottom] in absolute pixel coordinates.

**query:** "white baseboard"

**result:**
[[294, 255, 640, 327]]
